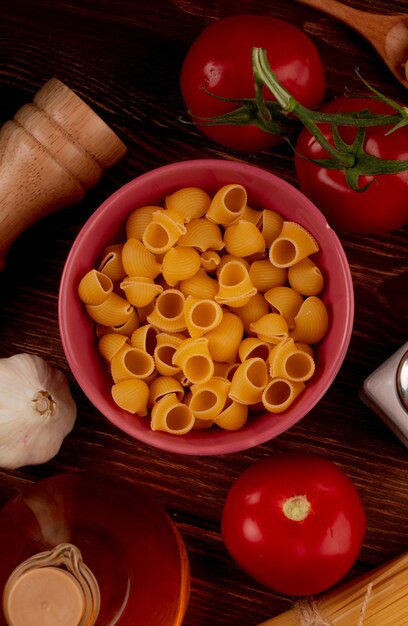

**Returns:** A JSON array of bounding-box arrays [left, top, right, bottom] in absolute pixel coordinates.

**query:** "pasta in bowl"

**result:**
[[59, 159, 354, 455]]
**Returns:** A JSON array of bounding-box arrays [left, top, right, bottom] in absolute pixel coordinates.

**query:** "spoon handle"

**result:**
[[296, 0, 363, 29]]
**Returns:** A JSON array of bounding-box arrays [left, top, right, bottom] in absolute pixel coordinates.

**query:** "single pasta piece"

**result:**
[[269, 221, 319, 268], [216, 254, 250, 278], [120, 276, 163, 308], [189, 377, 231, 420], [151, 393, 195, 435], [161, 246, 201, 286], [229, 357, 269, 405], [204, 311, 244, 363], [95, 308, 140, 337], [172, 337, 214, 385], [98, 244, 126, 282], [142, 208, 187, 254], [200, 250, 221, 272], [185, 296, 223, 338], [250, 313, 289, 345], [111, 378, 149, 416], [262, 377, 305, 413], [261, 209, 284, 247], [288, 256, 324, 296], [234, 293, 270, 334], [238, 337, 270, 363], [121, 238, 162, 280], [153, 332, 184, 376], [165, 186, 211, 221], [224, 220, 266, 257], [213, 398, 249, 431], [110, 344, 155, 383], [177, 217, 224, 252], [206, 184, 247, 225], [130, 323, 159, 355], [98, 333, 128, 364], [78, 269, 113, 305], [86, 292, 134, 326], [290, 296, 329, 344], [215, 259, 257, 308], [269, 338, 315, 382], [146, 289, 187, 333], [249, 259, 287, 292], [148, 375, 185, 407], [264, 286, 304, 329], [179, 268, 219, 300], [125, 205, 161, 240]]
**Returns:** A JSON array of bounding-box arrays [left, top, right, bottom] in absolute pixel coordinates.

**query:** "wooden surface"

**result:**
[[0, 1, 407, 624]]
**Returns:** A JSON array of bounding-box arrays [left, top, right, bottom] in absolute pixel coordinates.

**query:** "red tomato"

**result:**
[[221, 453, 366, 596], [180, 15, 326, 152], [294, 96, 408, 234]]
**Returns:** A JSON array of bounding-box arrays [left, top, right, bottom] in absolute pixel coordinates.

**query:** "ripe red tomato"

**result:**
[[294, 96, 408, 234], [221, 453, 366, 596], [180, 15, 326, 152]]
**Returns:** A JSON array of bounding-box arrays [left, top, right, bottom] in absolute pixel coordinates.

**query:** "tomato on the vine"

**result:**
[[180, 15, 326, 152], [294, 96, 408, 234], [221, 453, 366, 597]]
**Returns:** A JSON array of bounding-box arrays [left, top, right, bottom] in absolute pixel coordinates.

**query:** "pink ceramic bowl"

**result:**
[[59, 159, 354, 455]]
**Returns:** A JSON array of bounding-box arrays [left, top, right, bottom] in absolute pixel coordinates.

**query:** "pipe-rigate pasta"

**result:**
[[290, 296, 329, 344], [161, 246, 201, 286], [95, 308, 140, 338], [120, 276, 163, 308], [130, 324, 158, 355], [78, 181, 330, 435], [238, 337, 270, 363], [126, 205, 161, 241], [111, 379, 149, 416], [185, 296, 223, 338], [121, 238, 162, 280], [288, 256, 324, 296], [189, 377, 231, 420], [206, 184, 247, 225], [269, 338, 315, 382], [213, 398, 249, 431], [78, 269, 113, 305], [142, 208, 187, 254], [146, 289, 187, 332], [177, 218, 224, 252], [200, 250, 220, 272], [262, 378, 306, 413], [264, 286, 304, 330], [172, 337, 214, 385], [150, 393, 195, 435], [229, 357, 269, 405], [179, 267, 219, 300], [224, 220, 266, 257], [165, 186, 211, 221], [261, 209, 284, 247], [250, 312, 289, 344], [249, 259, 287, 292], [98, 244, 126, 282], [98, 333, 128, 364], [86, 292, 134, 326], [110, 344, 156, 383], [269, 221, 319, 268], [234, 293, 270, 334]]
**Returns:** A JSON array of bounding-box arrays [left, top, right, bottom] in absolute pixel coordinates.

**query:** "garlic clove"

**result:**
[[0, 353, 77, 470]]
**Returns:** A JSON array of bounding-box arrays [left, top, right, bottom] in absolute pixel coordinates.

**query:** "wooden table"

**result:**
[[0, 1, 407, 624]]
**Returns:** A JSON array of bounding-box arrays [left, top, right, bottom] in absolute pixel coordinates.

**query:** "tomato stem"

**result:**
[[283, 495, 311, 522]]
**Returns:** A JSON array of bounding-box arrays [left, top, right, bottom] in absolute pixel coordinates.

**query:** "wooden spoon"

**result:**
[[296, 0, 408, 89]]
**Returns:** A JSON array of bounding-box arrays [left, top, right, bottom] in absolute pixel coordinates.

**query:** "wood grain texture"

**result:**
[[0, 1, 407, 625]]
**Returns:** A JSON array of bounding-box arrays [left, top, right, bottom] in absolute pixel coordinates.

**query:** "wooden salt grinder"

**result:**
[[0, 78, 127, 270]]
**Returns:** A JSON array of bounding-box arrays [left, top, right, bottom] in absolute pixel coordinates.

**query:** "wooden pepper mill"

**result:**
[[0, 78, 127, 270]]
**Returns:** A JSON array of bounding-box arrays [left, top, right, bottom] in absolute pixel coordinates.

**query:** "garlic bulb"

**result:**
[[0, 353, 77, 469]]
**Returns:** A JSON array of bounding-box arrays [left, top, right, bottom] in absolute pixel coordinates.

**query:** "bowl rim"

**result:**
[[59, 159, 354, 455]]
